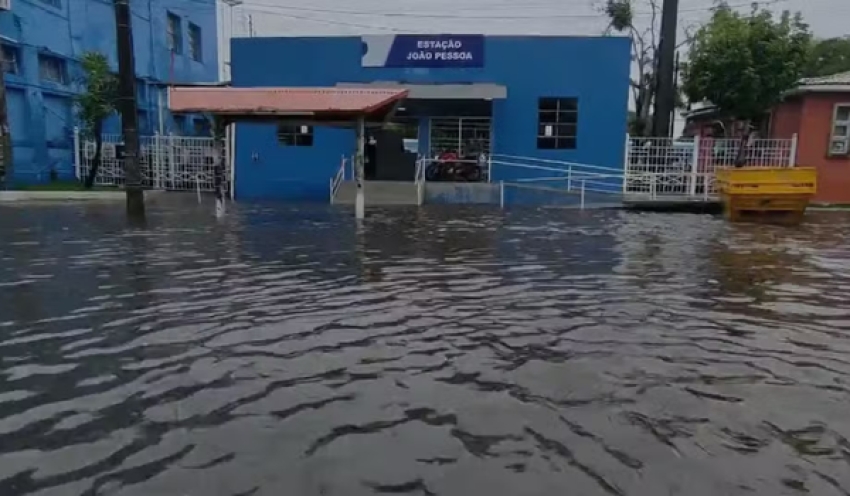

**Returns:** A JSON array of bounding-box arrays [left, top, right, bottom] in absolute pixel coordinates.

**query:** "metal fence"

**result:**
[[429, 117, 492, 158], [73, 128, 230, 192], [624, 134, 797, 197]]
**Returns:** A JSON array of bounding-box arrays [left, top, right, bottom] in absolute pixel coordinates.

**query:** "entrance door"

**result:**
[[370, 126, 418, 181]]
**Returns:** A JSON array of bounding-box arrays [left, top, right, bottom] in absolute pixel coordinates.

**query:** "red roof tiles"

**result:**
[[168, 87, 408, 116]]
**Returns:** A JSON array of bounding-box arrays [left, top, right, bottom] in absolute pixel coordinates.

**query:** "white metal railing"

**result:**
[[514, 172, 622, 194], [624, 134, 798, 198], [489, 156, 624, 196], [329, 155, 347, 204], [492, 153, 624, 175], [487, 154, 624, 209], [73, 127, 230, 192], [625, 172, 718, 199]]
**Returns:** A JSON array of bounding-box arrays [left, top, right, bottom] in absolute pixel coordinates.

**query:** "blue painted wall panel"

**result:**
[[236, 123, 354, 201], [1, 0, 218, 185], [231, 35, 631, 201]]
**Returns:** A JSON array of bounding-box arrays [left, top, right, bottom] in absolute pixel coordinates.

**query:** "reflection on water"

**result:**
[[1, 197, 850, 496]]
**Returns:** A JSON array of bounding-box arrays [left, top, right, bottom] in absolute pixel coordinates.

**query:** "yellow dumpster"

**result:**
[[715, 167, 817, 224]]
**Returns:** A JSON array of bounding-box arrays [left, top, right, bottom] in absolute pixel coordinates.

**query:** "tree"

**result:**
[[604, 0, 694, 136], [76, 51, 119, 188], [804, 37, 850, 77], [681, 3, 811, 164]]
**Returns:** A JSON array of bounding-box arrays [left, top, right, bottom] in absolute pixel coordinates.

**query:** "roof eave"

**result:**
[[785, 84, 850, 96]]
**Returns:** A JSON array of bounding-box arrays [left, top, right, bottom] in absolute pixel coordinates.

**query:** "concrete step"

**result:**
[[333, 180, 419, 206], [424, 182, 500, 204]]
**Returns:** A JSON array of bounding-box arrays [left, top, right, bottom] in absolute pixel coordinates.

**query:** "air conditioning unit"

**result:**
[[0, 0, 11, 11]]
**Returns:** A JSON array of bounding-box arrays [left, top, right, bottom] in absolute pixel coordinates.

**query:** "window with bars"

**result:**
[[277, 124, 313, 146], [38, 54, 67, 84], [188, 23, 202, 62], [173, 115, 186, 134], [830, 104, 850, 156], [537, 97, 578, 150], [167, 12, 183, 54], [1, 45, 20, 75]]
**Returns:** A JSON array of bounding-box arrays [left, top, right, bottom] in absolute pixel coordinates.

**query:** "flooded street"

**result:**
[[1, 197, 850, 496]]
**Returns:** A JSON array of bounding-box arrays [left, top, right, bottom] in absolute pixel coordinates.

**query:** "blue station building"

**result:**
[[0, 0, 218, 184], [229, 34, 631, 202]]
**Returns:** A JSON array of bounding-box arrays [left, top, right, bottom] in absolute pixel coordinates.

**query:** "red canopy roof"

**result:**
[[168, 87, 409, 118]]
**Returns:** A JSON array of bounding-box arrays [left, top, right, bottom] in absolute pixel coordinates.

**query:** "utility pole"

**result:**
[[220, 0, 244, 80], [0, 47, 12, 188], [652, 0, 679, 138], [114, 0, 145, 217]]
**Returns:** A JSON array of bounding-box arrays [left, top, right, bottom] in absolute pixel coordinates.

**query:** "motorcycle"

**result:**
[[425, 151, 483, 182]]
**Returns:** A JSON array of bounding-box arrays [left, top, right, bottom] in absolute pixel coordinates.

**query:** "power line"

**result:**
[[239, 6, 420, 33], [237, 0, 790, 21]]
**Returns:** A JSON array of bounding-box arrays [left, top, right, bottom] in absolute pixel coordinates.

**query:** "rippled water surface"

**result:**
[[2, 197, 850, 496]]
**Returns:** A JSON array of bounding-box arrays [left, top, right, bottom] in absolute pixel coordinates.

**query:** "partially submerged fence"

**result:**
[[73, 128, 231, 193], [624, 134, 798, 197]]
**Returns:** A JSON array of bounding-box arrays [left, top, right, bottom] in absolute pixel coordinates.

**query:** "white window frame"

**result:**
[[537, 97, 579, 150], [830, 103, 850, 156]]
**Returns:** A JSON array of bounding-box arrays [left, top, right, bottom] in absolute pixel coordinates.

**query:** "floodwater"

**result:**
[[1, 196, 850, 496]]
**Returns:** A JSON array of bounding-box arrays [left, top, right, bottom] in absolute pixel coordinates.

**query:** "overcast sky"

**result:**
[[220, 0, 847, 42], [214, 0, 848, 132]]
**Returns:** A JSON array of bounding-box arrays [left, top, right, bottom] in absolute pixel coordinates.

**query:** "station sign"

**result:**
[[361, 35, 485, 68]]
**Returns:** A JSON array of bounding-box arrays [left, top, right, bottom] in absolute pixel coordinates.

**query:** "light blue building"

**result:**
[[0, 0, 219, 184]]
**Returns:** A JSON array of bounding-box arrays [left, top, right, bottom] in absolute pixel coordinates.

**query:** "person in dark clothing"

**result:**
[[365, 136, 377, 180]]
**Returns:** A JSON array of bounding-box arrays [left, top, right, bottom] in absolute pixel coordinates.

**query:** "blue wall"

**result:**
[[230, 35, 631, 201], [1, 0, 219, 184]]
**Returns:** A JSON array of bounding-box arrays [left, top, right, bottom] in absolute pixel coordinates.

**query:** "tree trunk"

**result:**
[[84, 121, 103, 189], [734, 122, 751, 168], [212, 117, 226, 216]]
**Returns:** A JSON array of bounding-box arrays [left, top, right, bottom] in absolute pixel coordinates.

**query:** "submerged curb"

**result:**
[[0, 191, 162, 202]]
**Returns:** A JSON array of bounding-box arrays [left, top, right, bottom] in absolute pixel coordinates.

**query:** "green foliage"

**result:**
[[75, 51, 119, 137], [804, 37, 850, 77], [605, 0, 633, 32], [681, 3, 812, 122]]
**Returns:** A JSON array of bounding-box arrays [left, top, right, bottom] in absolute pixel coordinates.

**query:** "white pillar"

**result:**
[[487, 154, 492, 183], [153, 132, 160, 189], [355, 117, 365, 220], [167, 133, 176, 190], [499, 180, 505, 208], [789, 133, 798, 167], [73, 127, 82, 181], [689, 135, 700, 196], [229, 124, 236, 200]]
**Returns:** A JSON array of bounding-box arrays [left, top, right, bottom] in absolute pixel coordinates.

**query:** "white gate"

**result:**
[[73, 128, 231, 192], [429, 117, 492, 158]]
